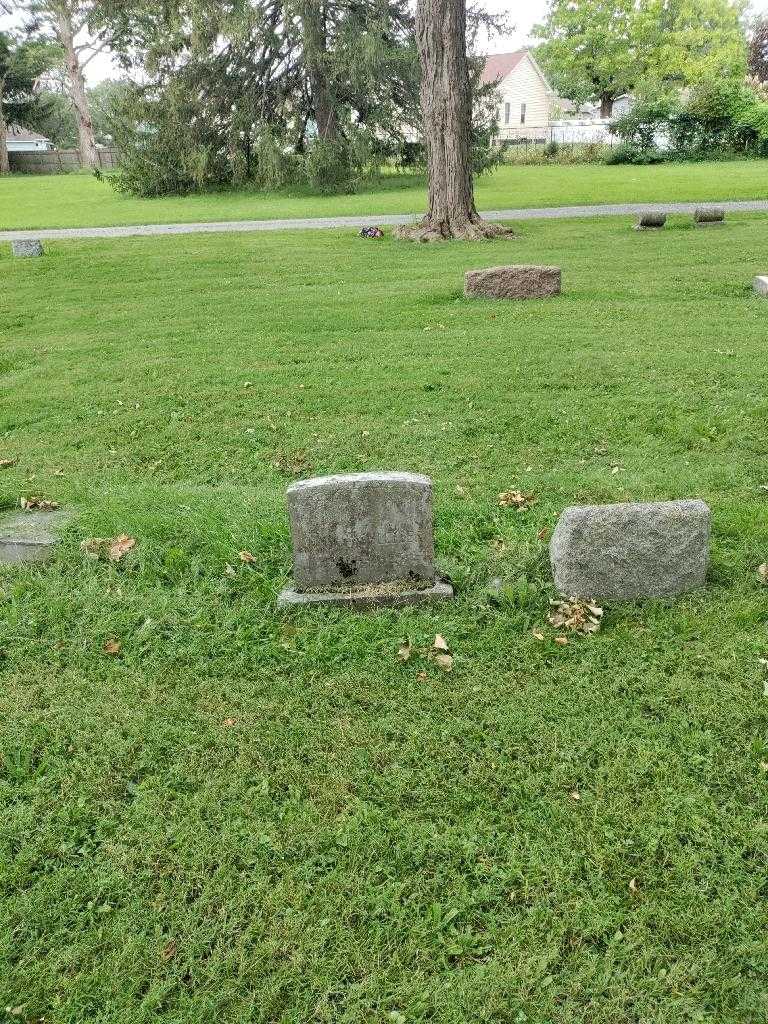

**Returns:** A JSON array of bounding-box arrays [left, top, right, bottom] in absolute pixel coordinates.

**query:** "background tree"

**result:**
[[641, 0, 746, 87], [18, 0, 115, 167], [0, 29, 56, 172], [534, 0, 644, 118], [394, 0, 510, 240], [748, 16, 768, 82]]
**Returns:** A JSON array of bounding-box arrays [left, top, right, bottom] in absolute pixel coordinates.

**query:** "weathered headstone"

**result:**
[[550, 499, 710, 601], [0, 508, 71, 563], [635, 212, 667, 230], [693, 207, 725, 227], [11, 239, 44, 258], [277, 471, 453, 608], [464, 265, 561, 300], [753, 275, 768, 296]]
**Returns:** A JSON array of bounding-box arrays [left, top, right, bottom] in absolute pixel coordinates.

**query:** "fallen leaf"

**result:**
[[53, 468, 65, 477], [629, 877, 639, 893], [416, 670, 428, 681], [433, 634, 450, 652], [569, 789, 580, 801], [108, 534, 136, 562], [498, 490, 535, 510], [433, 652, 454, 672], [160, 940, 177, 961], [532, 630, 545, 641], [20, 496, 60, 511], [224, 563, 237, 577], [758, 563, 768, 584], [239, 550, 257, 564], [537, 528, 550, 542], [81, 535, 136, 562], [554, 636, 569, 646], [397, 640, 413, 663], [222, 717, 237, 727], [103, 639, 121, 656], [0, 458, 17, 469], [760, 761, 768, 772], [455, 484, 466, 496], [548, 599, 604, 636]]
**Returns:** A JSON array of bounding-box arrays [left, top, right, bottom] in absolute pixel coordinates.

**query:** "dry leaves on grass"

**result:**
[[20, 496, 60, 512], [0, 458, 17, 469], [396, 634, 454, 672], [103, 639, 121, 656], [498, 490, 535, 510], [239, 550, 257, 564], [81, 535, 136, 562], [548, 599, 604, 636], [758, 563, 768, 584]]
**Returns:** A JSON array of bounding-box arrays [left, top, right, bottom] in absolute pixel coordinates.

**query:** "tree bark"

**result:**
[[298, 2, 338, 143], [0, 86, 10, 175], [395, 0, 511, 241], [55, 1, 99, 169], [600, 94, 614, 119]]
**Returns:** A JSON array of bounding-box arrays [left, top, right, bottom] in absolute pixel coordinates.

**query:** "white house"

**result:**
[[482, 50, 556, 141], [3, 125, 54, 152]]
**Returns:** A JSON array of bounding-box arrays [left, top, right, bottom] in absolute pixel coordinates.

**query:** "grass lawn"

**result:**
[[2, 214, 768, 1023], [2, 159, 768, 230]]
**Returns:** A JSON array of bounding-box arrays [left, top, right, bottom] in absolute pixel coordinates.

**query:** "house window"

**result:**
[[504, 102, 510, 125], [520, 103, 527, 125]]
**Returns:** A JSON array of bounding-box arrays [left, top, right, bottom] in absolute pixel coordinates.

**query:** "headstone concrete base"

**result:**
[[0, 509, 72, 563], [277, 578, 454, 609]]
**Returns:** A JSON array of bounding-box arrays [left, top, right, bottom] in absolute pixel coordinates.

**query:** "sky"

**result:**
[[0, 1, 549, 85]]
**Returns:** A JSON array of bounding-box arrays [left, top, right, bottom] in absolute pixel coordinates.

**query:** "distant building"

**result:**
[[3, 125, 54, 152], [482, 50, 556, 141]]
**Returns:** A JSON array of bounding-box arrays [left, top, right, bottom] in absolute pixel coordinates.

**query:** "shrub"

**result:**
[[605, 141, 665, 165]]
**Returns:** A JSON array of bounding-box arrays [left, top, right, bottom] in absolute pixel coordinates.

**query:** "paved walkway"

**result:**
[[2, 200, 768, 242]]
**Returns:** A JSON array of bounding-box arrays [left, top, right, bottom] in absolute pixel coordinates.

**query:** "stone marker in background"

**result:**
[[694, 207, 725, 227], [464, 265, 561, 300], [278, 471, 453, 608], [11, 239, 44, 258], [550, 499, 710, 601], [635, 212, 667, 230], [753, 275, 768, 296], [0, 509, 71, 563]]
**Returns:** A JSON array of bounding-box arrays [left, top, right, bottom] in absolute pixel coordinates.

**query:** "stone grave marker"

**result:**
[[550, 499, 710, 601], [0, 508, 72, 563], [635, 212, 667, 230], [693, 207, 725, 227], [464, 265, 561, 300], [753, 275, 768, 296], [11, 240, 44, 258], [277, 471, 453, 608]]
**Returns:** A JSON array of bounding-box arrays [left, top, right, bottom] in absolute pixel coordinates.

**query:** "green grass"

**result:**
[[2, 215, 768, 1023], [3, 159, 768, 229]]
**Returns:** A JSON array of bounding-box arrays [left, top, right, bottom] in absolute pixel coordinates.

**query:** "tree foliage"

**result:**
[[101, 0, 421, 196], [535, 0, 747, 115], [0, 29, 59, 172]]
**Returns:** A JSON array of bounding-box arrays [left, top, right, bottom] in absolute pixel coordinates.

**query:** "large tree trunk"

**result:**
[[298, 3, 338, 143], [600, 94, 614, 119], [0, 88, 10, 175], [55, 1, 99, 169], [395, 0, 511, 241]]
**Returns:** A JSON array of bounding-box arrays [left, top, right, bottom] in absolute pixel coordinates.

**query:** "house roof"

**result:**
[[481, 50, 527, 86], [3, 124, 51, 144]]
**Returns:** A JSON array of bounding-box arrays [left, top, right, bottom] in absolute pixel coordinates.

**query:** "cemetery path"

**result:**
[[2, 200, 768, 241]]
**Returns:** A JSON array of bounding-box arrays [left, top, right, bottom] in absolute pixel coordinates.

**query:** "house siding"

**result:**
[[494, 54, 552, 140]]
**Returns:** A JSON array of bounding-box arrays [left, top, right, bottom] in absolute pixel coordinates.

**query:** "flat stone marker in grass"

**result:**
[[635, 212, 667, 230], [0, 508, 72, 563], [277, 471, 453, 608], [464, 265, 561, 300], [694, 207, 725, 227], [754, 275, 768, 296], [550, 499, 710, 601], [11, 239, 44, 258]]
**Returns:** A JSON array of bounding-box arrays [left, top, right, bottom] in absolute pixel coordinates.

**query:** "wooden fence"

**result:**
[[8, 147, 120, 174]]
